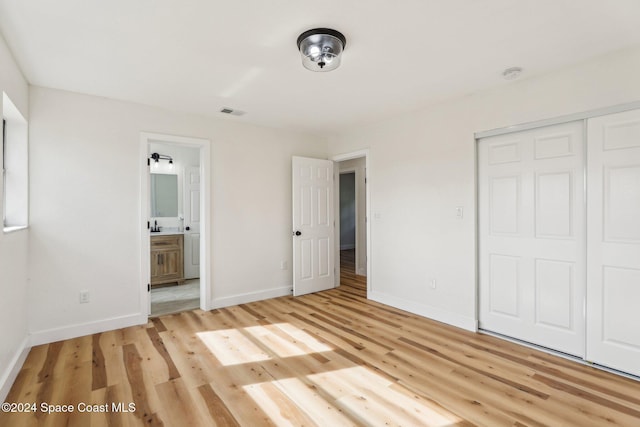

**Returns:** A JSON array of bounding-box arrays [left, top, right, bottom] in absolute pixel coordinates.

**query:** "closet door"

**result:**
[[478, 121, 586, 357], [586, 109, 640, 376]]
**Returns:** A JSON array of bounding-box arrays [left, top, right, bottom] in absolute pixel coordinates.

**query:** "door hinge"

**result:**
[[147, 283, 150, 292], [147, 220, 150, 229], [147, 158, 150, 166]]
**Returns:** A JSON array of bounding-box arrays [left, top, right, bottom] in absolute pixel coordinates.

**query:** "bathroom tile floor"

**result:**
[[150, 279, 199, 317]]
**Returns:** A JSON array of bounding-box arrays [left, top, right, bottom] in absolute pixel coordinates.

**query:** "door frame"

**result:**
[[331, 149, 371, 294], [140, 132, 212, 316]]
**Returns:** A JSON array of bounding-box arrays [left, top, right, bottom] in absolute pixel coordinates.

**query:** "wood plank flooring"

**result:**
[[2, 250, 639, 426]]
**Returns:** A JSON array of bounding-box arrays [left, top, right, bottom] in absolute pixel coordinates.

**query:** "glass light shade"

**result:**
[[297, 29, 346, 72]]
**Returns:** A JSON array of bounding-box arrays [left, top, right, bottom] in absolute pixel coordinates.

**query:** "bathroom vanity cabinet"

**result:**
[[150, 234, 185, 287]]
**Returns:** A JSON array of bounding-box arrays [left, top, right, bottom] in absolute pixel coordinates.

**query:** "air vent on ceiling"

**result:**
[[220, 107, 246, 116], [502, 67, 523, 80]]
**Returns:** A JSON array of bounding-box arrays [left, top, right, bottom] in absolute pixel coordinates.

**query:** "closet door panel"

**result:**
[[586, 109, 640, 377], [479, 121, 586, 357]]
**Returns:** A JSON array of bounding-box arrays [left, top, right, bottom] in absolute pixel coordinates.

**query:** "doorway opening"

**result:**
[[332, 150, 370, 296], [340, 172, 356, 252], [338, 172, 362, 292], [149, 143, 200, 316], [140, 133, 211, 317]]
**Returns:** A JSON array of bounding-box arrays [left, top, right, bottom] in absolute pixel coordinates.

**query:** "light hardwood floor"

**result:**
[[2, 250, 639, 426]]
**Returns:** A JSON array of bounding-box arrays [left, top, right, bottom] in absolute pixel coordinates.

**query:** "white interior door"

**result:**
[[292, 156, 335, 296], [586, 109, 640, 376], [183, 165, 200, 279], [479, 121, 586, 357]]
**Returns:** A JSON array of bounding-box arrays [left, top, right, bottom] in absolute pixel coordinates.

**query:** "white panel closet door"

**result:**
[[479, 121, 586, 357], [586, 109, 640, 376]]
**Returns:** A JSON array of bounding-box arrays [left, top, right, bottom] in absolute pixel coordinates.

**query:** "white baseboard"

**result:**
[[357, 267, 367, 276], [340, 244, 355, 250], [0, 336, 30, 402], [212, 286, 292, 309], [29, 313, 148, 347], [368, 290, 477, 332]]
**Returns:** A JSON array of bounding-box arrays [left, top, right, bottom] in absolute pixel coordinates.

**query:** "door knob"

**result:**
[[294, 231, 302, 236], [185, 226, 190, 231]]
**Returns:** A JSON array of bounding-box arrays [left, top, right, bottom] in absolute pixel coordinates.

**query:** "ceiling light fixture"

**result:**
[[297, 28, 346, 72], [502, 67, 523, 80]]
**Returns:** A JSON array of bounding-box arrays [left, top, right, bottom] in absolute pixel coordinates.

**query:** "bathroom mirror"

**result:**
[[150, 174, 178, 217]]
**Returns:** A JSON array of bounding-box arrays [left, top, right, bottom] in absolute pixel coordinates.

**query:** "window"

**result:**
[[2, 92, 28, 232]]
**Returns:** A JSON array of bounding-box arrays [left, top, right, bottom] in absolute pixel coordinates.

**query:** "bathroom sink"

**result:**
[[149, 228, 183, 236]]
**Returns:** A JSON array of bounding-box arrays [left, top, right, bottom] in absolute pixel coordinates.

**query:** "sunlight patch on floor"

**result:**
[[244, 323, 333, 358], [307, 366, 463, 427], [197, 329, 271, 366], [244, 377, 355, 427], [271, 322, 334, 353], [199, 322, 462, 426]]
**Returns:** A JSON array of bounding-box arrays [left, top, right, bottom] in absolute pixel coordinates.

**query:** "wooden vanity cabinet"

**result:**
[[150, 234, 184, 287]]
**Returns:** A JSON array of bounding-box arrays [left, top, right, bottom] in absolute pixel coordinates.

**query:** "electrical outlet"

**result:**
[[429, 279, 437, 289], [79, 290, 90, 304], [280, 260, 288, 270]]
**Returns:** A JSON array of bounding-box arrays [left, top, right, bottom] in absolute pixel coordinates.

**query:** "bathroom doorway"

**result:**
[[140, 133, 211, 317]]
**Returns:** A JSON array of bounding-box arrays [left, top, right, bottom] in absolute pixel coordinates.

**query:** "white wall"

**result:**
[[28, 86, 326, 343], [0, 33, 30, 401], [328, 46, 640, 330]]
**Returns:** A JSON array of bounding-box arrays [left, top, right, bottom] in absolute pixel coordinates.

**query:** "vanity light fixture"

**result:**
[[150, 152, 174, 170], [297, 28, 346, 72]]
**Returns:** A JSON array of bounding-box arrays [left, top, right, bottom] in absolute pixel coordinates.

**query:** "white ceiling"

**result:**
[[1, 0, 640, 133]]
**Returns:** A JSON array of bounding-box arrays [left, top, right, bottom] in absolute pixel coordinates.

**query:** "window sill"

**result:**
[[3, 225, 28, 234]]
